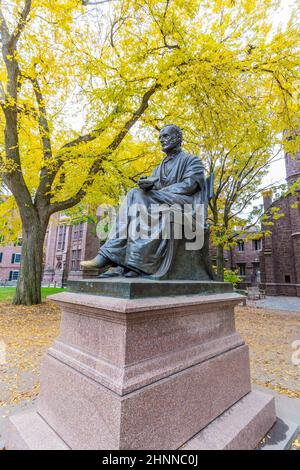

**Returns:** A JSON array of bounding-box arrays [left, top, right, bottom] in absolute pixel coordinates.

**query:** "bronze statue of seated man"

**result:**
[[81, 124, 212, 279]]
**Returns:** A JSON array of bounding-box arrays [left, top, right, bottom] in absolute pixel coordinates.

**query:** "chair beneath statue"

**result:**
[[150, 174, 215, 281]]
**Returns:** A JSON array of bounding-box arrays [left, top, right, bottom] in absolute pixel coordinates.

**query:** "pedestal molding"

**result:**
[[47, 332, 245, 395], [49, 291, 243, 316]]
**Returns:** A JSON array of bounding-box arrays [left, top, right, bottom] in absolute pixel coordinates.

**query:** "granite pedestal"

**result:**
[[5, 279, 276, 450]]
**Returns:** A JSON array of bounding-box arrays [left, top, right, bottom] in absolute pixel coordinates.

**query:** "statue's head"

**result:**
[[159, 124, 183, 153]]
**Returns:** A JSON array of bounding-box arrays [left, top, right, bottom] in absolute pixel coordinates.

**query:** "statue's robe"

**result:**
[[100, 150, 206, 275]]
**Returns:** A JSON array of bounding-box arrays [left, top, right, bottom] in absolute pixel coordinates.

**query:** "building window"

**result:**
[[57, 225, 66, 251], [9, 270, 19, 281], [71, 250, 76, 270], [0, 253, 2, 263], [285, 275, 291, 283], [71, 249, 82, 271], [72, 225, 78, 240], [73, 222, 84, 241], [11, 253, 21, 264], [79, 222, 84, 240], [252, 239, 261, 251], [237, 263, 246, 277], [237, 241, 245, 252]]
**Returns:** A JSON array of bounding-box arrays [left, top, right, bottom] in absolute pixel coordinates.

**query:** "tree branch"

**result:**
[[48, 82, 162, 214], [0, 79, 5, 105], [23, 75, 55, 205], [62, 125, 109, 150], [0, 1, 11, 45], [82, 0, 117, 5], [10, 0, 32, 50]]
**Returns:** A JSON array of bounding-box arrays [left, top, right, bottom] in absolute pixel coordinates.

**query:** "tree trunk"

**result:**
[[13, 215, 48, 306], [216, 243, 225, 281]]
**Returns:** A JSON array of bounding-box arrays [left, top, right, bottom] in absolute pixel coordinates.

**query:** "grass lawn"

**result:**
[[0, 287, 64, 302]]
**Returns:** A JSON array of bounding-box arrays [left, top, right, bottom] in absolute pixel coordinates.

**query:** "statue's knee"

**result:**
[[128, 188, 139, 196], [128, 187, 144, 201]]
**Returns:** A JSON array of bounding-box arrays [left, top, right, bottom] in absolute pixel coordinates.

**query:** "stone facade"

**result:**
[[42, 213, 100, 286], [260, 149, 300, 297], [210, 233, 262, 289], [228, 235, 262, 289], [210, 147, 300, 296]]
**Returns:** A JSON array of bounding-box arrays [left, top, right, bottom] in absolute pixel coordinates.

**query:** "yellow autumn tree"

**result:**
[[0, 0, 299, 303]]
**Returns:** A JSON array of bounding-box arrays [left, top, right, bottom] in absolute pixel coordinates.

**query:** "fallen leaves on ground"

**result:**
[[0, 301, 60, 408], [236, 306, 300, 398], [292, 438, 300, 450], [0, 302, 299, 409]]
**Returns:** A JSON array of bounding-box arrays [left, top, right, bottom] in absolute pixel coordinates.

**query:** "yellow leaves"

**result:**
[[269, 206, 285, 221], [292, 438, 300, 449], [0, 0, 298, 240], [0, 69, 6, 83], [236, 305, 300, 398], [0, 196, 22, 246], [272, 212, 285, 220], [0, 300, 60, 408], [0, 157, 19, 174], [242, 0, 256, 14]]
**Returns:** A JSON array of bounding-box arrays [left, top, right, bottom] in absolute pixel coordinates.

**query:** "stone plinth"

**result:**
[[5, 282, 276, 450], [67, 278, 233, 299]]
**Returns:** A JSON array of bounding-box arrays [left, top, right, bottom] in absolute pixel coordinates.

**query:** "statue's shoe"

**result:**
[[80, 254, 108, 269], [98, 266, 124, 278], [124, 270, 140, 278]]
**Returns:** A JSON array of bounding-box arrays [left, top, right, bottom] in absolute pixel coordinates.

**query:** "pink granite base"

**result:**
[[183, 390, 276, 450], [36, 344, 250, 449], [5, 390, 275, 450], [5, 409, 69, 450], [5, 291, 276, 450]]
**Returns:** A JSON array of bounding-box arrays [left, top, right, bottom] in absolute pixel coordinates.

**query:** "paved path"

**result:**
[[0, 398, 36, 448], [247, 296, 300, 313]]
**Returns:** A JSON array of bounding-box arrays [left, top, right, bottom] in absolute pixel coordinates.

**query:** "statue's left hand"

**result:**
[[138, 176, 158, 191]]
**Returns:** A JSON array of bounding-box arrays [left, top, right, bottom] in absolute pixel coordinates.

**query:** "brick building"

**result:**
[[42, 213, 100, 286], [228, 232, 262, 289], [260, 148, 300, 297], [0, 239, 22, 285], [210, 229, 262, 289]]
